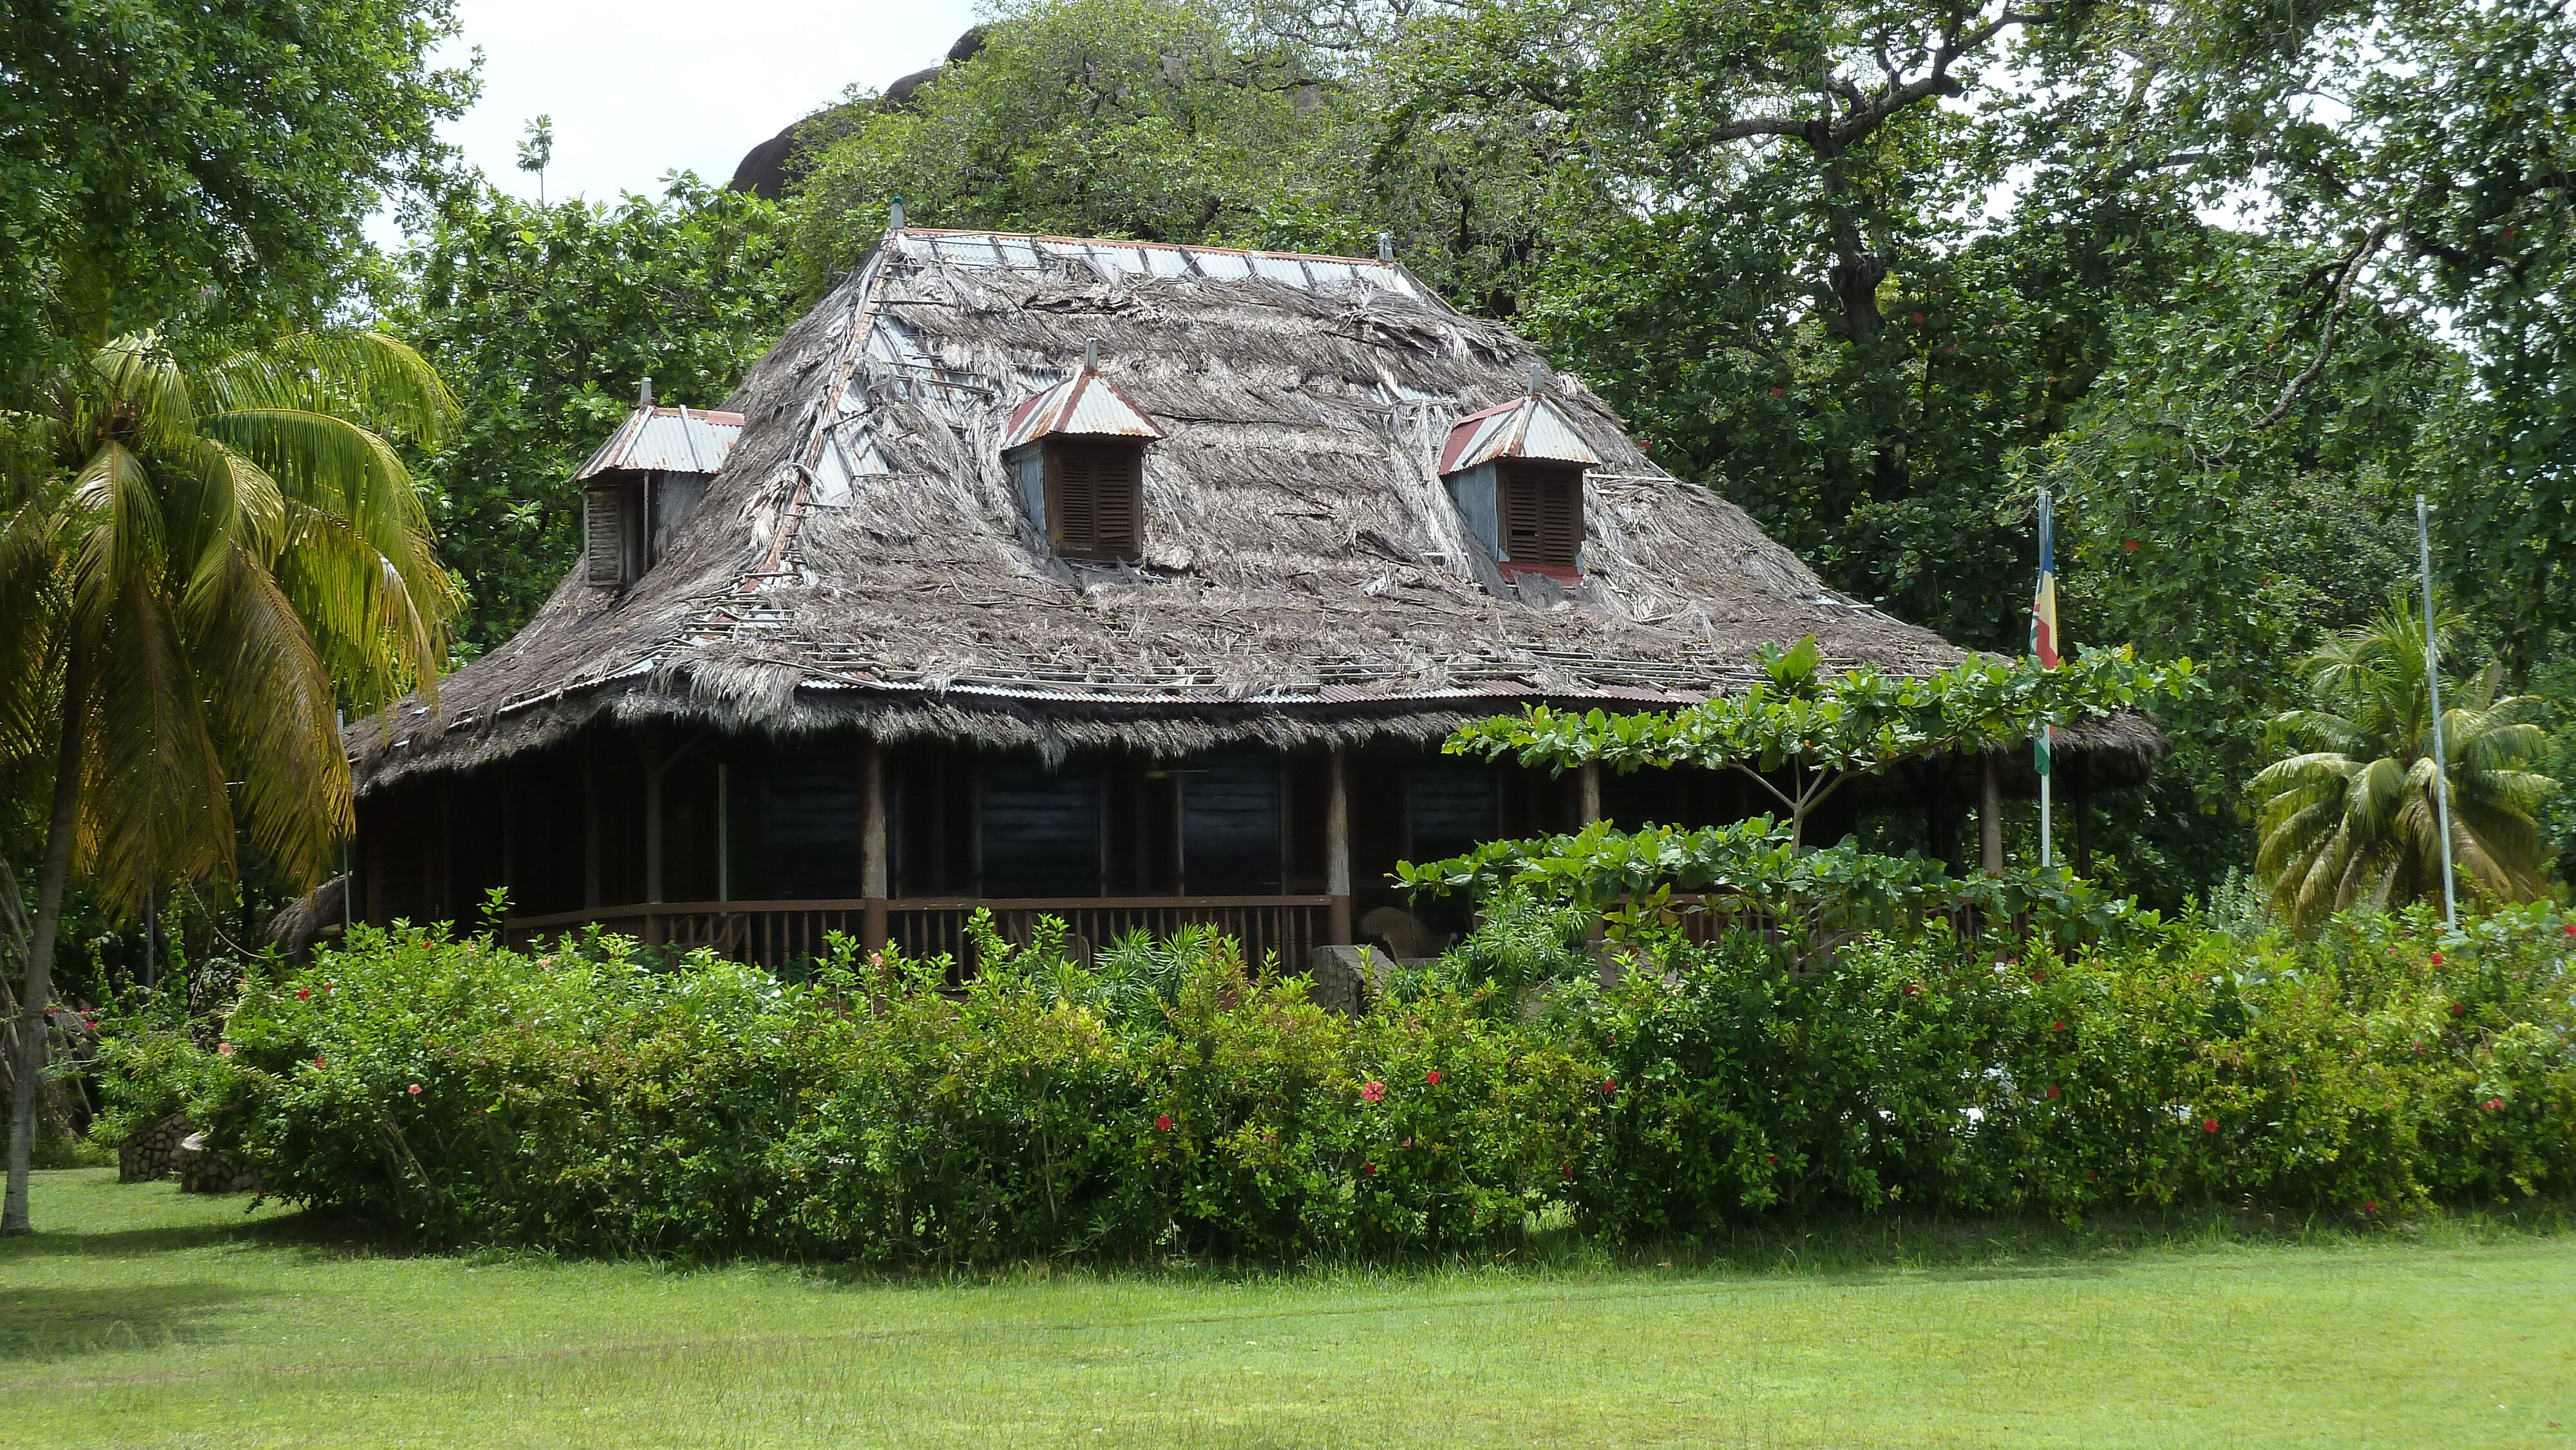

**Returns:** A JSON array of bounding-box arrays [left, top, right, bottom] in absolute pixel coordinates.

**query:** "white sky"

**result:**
[[404, 0, 985, 219]]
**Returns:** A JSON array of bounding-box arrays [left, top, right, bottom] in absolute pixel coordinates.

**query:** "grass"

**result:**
[[4, 1170, 2573, 1447]]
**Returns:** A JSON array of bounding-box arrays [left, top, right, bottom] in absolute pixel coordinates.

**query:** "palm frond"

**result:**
[[191, 542, 350, 887], [90, 332, 198, 457], [66, 440, 165, 625], [200, 331, 458, 450], [80, 575, 231, 918]]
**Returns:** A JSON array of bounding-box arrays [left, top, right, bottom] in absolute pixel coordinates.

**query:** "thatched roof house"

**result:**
[[348, 223, 2160, 966]]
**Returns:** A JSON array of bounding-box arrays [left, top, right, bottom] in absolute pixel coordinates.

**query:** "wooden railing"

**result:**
[[504, 896, 1336, 972]]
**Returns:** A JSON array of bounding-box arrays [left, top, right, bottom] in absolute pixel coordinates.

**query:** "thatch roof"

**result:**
[[354, 227, 2164, 794]]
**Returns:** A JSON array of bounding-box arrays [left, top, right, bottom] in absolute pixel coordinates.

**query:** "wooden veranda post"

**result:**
[[1978, 752, 2003, 876], [860, 736, 888, 950], [580, 744, 601, 910], [1325, 749, 1352, 945], [1578, 761, 1605, 948], [2072, 755, 2093, 878], [641, 730, 666, 945]]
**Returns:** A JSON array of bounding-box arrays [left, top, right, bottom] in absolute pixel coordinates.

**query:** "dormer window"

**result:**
[[1041, 439, 1144, 560], [1002, 355, 1163, 564], [576, 396, 743, 588], [1499, 461, 1582, 570], [1439, 391, 1600, 583]]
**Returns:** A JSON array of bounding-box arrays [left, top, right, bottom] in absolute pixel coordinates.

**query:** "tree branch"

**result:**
[[2246, 221, 2389, 434]]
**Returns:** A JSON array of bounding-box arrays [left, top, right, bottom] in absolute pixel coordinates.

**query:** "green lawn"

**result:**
[[3, 1170, 2571, 1448]]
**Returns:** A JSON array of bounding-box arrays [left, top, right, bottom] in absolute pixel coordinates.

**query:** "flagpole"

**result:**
[[2415, 494, 2456, 928], [2037, 487, 2052, 871]]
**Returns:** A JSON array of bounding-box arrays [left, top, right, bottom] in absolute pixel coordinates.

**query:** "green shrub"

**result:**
[[95, 902, 2576, 1259]]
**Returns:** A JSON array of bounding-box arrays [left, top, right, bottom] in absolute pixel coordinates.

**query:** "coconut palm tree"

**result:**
[[1, 329, 460, 1234], [2250, 598, 2559, 931]]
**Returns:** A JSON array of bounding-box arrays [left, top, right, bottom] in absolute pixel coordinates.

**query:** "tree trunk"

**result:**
[[6, 640, 90, 1236]]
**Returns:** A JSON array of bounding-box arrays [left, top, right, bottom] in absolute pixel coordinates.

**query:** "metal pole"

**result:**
[[2415, 494, 2457, 928], [2037, 487, 2052, 870]]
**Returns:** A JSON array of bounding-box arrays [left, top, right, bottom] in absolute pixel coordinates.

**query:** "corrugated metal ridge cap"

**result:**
[[574, 406, 654, 480], [887, 226, 1444, 308], [575, 405, 748, 482], [900, 227, 1403, 270], [1001, 366, 1166, 449], [1439, 393, 1604, 475]]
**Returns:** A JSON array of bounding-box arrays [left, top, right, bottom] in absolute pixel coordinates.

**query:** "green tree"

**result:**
[[0, 329, 459, 1234], [0, 0, 473, 387], [1444, 636, 2200, 848], [2291, 0, 2576, 668], [2251, 600, 2559, 931], [784, 0, 1373, 289], [388, 179, 796, 648], [2025, 235, 2451, 902]]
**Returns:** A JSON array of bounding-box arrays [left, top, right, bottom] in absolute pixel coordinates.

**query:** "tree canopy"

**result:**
[[0, 0, 473, 386]]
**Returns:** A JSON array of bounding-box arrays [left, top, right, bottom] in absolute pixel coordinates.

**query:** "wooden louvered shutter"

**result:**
[[1046, 441, 1144, 561], [1535, 471, 1580, 565], [1501, 464, 1583, 569], [1092, 446, 1141, 558], [585, 487, 625, 585], [1050, 444, 1099, 556]]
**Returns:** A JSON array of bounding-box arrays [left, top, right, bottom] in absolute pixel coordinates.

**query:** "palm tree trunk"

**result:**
[[4, 639, 90, 1236]]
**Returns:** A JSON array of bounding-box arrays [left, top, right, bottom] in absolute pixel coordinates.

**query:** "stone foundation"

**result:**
[[120, 1113, 262, 1194], [118, 1114, 192, 1183]]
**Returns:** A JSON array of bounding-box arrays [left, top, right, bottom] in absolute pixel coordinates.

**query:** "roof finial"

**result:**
[[1085, 337, 1099, 370], [638, 376, 654, 407], [1376, 231, 1394, 263], [889, 194, 905, 232], [1529, 360, 1546, 395]]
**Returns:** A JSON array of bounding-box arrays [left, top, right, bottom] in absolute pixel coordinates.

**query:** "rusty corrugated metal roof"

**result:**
[[1438, 394, 1604, 474], [576, 405, 746, 481], [1000, 366, 1164, 449]]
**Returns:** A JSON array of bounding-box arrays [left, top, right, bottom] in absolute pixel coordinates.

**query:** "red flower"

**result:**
[[2562, 923, 2575, 938], [1602, 1078, 1619, 1096], [2123, 538, 2141, 552], [1363, 1162, 1378, 1175], [2202, 1118, 2219, 1133], [1562, 1162, 1573, 1177], [325, 983, 336, 994], [2483, 1098, 2504, 1111], [1765, 1153, 1777, 1165], [2051, 1020, 2064, 1032], [407, 1083, 422, 1097], [1155, 1115, 1175, 1132], [1902, 983, 1920, 997], [1360, 1080, 1385, 1103], [314, 1057, 325, 1069], [2450, 1003, 2466, 1016], [2363, 1200, 2378, 1215], [2045, 1084, 2061, 1099], [297, 987, 312, 1000], [2430, 950, 2445, 966], [1768, 386, 1784, 399], [1425, 1069, 1442, 1086]]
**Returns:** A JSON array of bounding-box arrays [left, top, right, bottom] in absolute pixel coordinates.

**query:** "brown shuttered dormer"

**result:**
[[1497, 460, 1583, 571], [1044, 438, 1146, 562]]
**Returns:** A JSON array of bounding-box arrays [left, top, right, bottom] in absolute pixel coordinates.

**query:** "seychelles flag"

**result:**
[[2031, 489, 2060, 777]]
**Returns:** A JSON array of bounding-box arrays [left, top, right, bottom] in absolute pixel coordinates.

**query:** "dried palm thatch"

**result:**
[[351, 228, 2164, 793]]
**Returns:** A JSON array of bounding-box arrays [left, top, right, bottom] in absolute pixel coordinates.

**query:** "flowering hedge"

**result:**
[[99, 903, 2576, 1261]]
